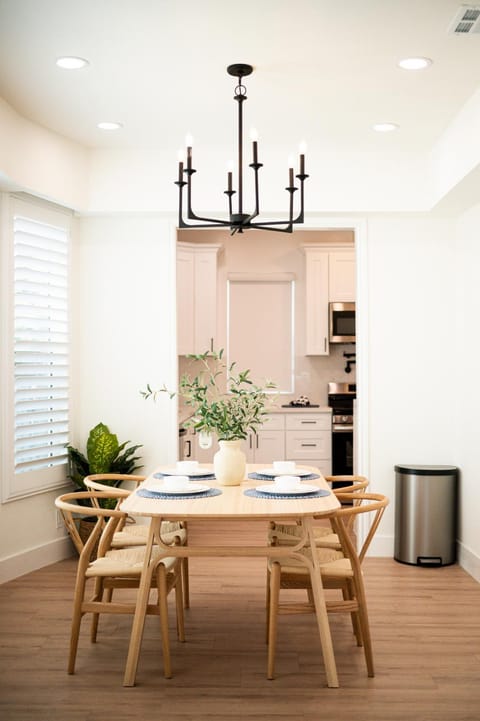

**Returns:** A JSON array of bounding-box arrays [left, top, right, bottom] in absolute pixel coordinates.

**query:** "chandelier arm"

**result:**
[[175, 178, 187, 228], [247, 222, 294, 233], [291, 174, 309, 224], [179, 218, 236, 229]]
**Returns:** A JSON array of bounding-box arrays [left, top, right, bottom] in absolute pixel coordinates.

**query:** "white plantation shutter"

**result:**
[[1, 197, 71, 500], [14, 215, 70, 472]]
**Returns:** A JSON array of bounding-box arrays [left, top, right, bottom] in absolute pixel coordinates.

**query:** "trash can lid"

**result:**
[[394, 464, 458, 476]]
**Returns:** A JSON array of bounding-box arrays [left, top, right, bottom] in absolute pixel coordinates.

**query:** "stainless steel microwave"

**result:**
[[329, 302, 355, 343]]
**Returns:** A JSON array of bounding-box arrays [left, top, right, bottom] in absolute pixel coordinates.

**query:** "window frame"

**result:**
[[0, 194, 73, 503]]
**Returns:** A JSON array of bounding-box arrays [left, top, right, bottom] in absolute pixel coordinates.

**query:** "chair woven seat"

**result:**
[[268, 523, 340, 548], [268, 545, 345, 573], [86, 546, 178, 578]]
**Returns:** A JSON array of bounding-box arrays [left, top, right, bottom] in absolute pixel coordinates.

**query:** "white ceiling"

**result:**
[[1, 0, 480, 159]]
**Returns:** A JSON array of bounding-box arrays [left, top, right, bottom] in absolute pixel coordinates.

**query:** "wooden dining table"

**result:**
[[119, 463, 341, 688]]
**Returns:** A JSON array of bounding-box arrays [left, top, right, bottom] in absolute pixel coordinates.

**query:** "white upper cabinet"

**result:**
[[303, 246, 355, 356], [177, 242, 222, 355], [328, 251, 356, 302], [304, 248, 329, 356]]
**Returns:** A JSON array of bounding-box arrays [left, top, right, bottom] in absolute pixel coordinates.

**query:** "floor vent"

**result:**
[[448, 5, 480, 34]]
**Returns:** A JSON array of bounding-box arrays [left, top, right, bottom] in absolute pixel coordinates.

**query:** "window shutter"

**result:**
[[13, 214, 70, 477]]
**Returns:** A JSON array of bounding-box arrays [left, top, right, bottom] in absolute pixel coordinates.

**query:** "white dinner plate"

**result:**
[[156, 468, 213, 478], [256, 467, 313, 477], [143, 483, 210, 495], [255, 483, 320, 495]]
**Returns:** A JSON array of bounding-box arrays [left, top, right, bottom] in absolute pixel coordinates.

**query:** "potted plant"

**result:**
[[142, 349, 276, 485], [65, 422, 143, 550]]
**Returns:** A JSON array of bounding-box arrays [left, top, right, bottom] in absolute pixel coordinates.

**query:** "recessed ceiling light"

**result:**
[[398, 57, 432, 70], [56, 56, 89, 70], [96, 121, 124, 131], [372, 122, 399, 133]]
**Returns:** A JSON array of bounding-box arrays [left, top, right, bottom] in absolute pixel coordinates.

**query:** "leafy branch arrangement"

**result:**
[[141, 349, 276, 441]]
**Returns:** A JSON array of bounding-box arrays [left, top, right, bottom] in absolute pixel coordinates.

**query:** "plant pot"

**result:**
[[214, 439, 246, 486]]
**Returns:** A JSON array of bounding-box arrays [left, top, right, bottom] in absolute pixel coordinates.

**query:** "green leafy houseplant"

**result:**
[[141, 349, 276, 441], [66, 422, 143, 509]]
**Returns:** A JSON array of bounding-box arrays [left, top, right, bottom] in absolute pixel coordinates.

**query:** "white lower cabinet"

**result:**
[[188, 411, 332, 474], [243, 415, 285, 463], [284, 413, 332, 475]]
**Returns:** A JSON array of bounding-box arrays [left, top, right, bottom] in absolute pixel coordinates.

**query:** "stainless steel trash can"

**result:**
[[394, 464, 458, 566]]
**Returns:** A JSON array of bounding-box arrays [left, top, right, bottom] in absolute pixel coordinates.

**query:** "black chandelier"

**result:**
[[175, 63, 309, 234]]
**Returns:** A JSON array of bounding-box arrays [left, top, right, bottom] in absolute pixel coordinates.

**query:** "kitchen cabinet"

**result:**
[[284, 413, 332, 476], [243, 416, 285, 463], [328, 251, 355, 302], [180, 411, 331, 475], [304, 248, 329, 356], [177, 241, 222, 355], [303, 246, 355, 355]]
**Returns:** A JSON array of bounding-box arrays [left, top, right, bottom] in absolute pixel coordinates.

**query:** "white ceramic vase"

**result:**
[[213, 439, 246, 486]]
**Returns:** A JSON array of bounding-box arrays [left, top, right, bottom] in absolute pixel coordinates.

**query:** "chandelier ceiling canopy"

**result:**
[[175, 63, 309, 235]]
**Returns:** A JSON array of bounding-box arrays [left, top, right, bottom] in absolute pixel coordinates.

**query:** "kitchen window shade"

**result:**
[[1, 199, 71, 500]]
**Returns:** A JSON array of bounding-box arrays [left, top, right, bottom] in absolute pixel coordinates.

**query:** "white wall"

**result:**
[[0, 98, 89, 210], [453, 202, 480, 580], [364, 215, 457, 556], [73, 214, 178, 475]]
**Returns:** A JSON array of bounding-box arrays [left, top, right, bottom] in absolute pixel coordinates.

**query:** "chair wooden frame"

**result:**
[[83, 474, 190, 608], [55, 490, 185, 680], [268, 475, 369, 549], [266, 492, 389, 680]]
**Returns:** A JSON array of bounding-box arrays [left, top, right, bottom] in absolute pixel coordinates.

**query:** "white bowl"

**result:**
[[163, 475, 191, 491], [274, 475, 301, 491]]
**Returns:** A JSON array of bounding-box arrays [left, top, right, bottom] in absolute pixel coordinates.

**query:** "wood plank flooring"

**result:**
[[1, 521, 480, 721]]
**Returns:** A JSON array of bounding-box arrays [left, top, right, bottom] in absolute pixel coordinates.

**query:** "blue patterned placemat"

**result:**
[[248, 472, 320, 481], [138, 487, 222, 500], [244, 488, 330, 500], [154, 471, 216, 481]]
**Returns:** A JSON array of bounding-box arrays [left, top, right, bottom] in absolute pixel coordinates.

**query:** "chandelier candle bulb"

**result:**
[[252, 140, 258, 164], [178, 161, 184, 182], [227, 171, 233, 192]]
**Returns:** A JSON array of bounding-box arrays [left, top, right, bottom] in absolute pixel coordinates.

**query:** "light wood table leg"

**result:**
[[123, 518, 159, 687], [304, 517, 339, 688]]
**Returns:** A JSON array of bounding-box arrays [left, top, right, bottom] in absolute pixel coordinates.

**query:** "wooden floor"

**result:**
[[1, 521, 480, 721]]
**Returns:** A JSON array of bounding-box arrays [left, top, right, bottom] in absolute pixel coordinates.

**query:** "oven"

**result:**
[[327, 382, 355, 486]]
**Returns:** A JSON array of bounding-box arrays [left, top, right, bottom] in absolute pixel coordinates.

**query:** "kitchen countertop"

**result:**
[[269, 405, 331, 414], [179, 404, 331, 428]]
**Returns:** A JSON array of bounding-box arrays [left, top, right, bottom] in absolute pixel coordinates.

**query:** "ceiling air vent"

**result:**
[[448, 5, 480, 33]]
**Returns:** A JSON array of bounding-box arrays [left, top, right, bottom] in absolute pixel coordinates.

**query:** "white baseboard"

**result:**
[[367, 533, 394, 557], [457, 541, 480, 583], [0, 536, 74, 584], [368, 534, 480, 584]]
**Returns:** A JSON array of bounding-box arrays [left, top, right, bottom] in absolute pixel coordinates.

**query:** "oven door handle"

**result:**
[[332, 425, 354, 433]]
